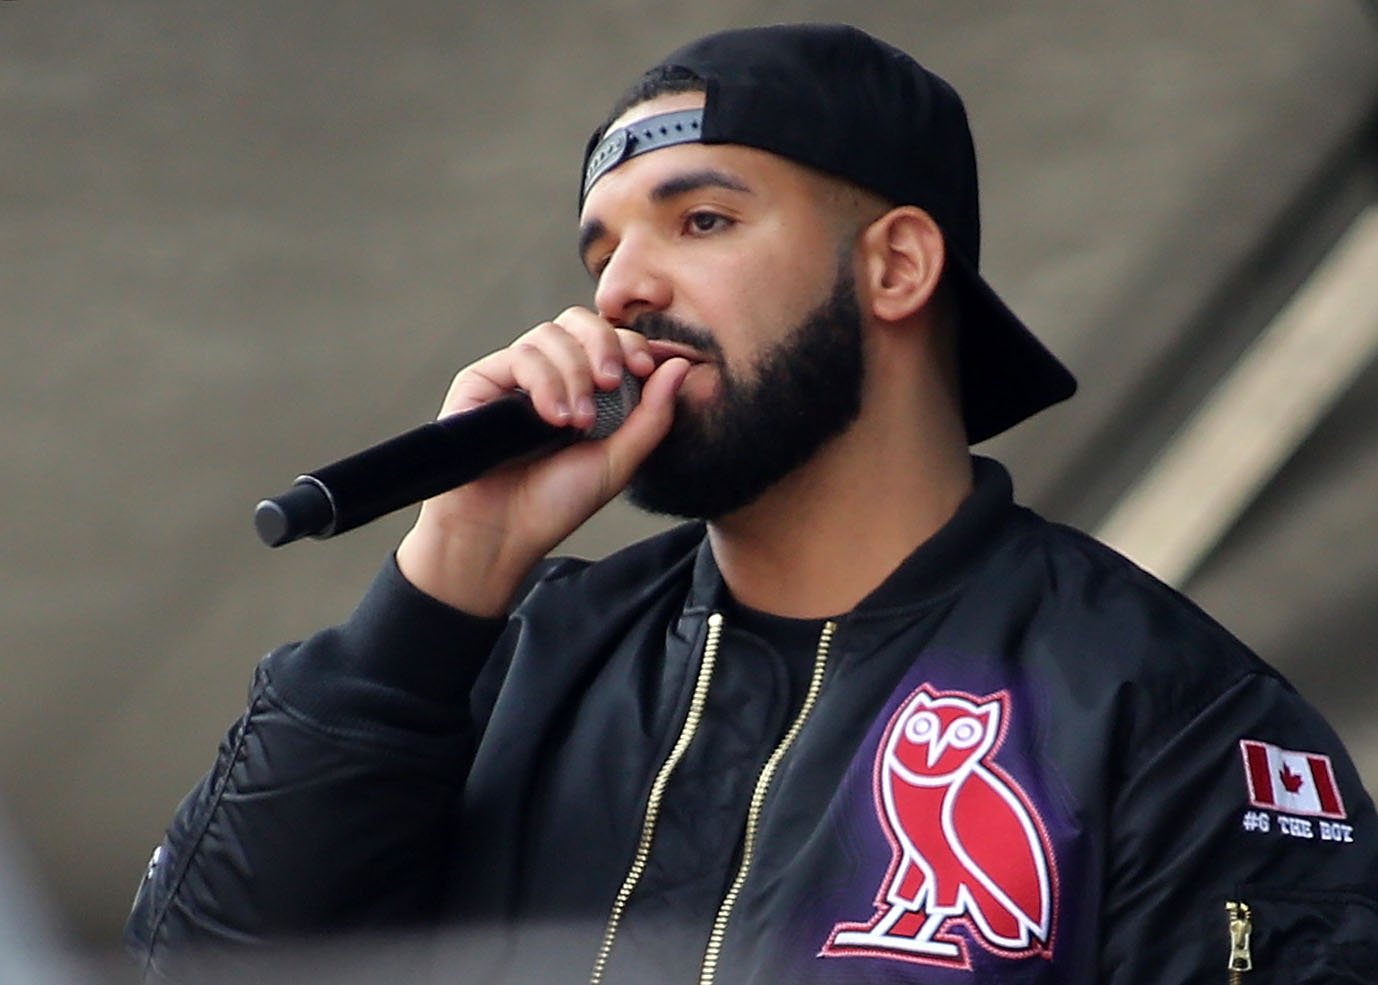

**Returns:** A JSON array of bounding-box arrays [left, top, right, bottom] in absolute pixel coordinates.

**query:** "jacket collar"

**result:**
[[683, 456, 1018, 620]]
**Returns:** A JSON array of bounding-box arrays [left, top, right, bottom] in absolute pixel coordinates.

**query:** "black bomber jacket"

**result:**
[[127, 458, 1378, 984]]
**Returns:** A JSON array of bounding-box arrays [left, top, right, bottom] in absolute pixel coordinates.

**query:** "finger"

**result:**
[[440, 338, 575, 428], [438, 348, 522, 417], [596, 356, 690, 494], [517, 320, 602, 427], [554, 306, 644, 390], [436, 311, 651, 428], [613, 327, 656, 379]]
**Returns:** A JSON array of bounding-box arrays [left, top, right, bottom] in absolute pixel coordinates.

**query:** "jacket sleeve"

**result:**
[[1101, 670, 1378, 984], [123, 556, 509, 981]]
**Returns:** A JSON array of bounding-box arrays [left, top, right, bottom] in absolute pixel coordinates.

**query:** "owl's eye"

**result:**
[[905, 711, 939, 744], [946, 717, 983, 749]]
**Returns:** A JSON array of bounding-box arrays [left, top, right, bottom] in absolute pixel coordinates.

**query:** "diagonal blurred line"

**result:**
[[1096, 203, 1378, 587]]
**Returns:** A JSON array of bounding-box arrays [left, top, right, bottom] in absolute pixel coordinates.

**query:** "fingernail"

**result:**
[[601, 358, 622, 380], [554, 400, 572, 421], [576, 395, 596, 420]]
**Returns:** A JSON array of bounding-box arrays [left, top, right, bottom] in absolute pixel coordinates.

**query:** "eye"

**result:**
[[684, 210, 734, 235], [585, 248, 615, 281], [946, 717, 983, 749], [905, 711, 939, 744]]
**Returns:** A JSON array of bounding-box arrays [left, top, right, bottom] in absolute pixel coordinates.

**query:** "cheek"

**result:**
[[737, 223, 831, 302], [703, 256, 824, 356], [675, 213, 838, 365]]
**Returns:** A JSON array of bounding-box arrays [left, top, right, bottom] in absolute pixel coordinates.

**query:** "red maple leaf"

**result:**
[[1279, 763, 1306, 794]]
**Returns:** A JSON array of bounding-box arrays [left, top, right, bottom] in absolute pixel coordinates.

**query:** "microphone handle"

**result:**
[[254, 373, 641, 548], [254, 396, 576, 548]]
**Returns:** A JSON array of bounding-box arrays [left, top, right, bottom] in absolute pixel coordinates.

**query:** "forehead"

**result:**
[[607, 90, 707, 136], [583, 141, 772, 209], [579, 97, 834, 227], [575, 140, 832, 269], [580, 92, 711, 214]]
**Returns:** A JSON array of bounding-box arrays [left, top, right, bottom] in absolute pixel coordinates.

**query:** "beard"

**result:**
[[625, 260, 865, 520]]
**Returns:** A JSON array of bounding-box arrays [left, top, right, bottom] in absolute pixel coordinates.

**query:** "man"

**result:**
[[127, 23, 1378, 984]]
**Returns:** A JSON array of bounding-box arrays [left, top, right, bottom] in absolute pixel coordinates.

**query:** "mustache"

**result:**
[[628, 312, 723, 360]]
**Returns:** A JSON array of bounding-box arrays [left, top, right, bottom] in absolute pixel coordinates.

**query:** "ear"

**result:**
[[857, 206, 946, 323], [976, 699, 1003, 753]]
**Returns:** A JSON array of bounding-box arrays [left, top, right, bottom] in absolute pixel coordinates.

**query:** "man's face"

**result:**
[[579, 94, 867, 518]]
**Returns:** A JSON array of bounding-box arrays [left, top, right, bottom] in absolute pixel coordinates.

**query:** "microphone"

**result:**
[[253, 374, 641, 547]]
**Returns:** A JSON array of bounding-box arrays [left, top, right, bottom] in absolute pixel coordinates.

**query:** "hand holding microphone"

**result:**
[[255, 307, 690, 615], [252, 370, 645, 548]]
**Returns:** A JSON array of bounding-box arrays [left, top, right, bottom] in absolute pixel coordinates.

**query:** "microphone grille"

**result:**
[[587, 372, 643, 439]]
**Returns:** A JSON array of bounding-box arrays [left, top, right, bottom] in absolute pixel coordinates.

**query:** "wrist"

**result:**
[[396, 518, 540, 617]]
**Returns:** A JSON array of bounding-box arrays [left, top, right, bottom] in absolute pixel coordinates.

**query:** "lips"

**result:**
[[645, 338, 712, 365]]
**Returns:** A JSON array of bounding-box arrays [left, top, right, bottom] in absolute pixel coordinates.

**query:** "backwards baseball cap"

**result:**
[[580, 23, 1076, 444]]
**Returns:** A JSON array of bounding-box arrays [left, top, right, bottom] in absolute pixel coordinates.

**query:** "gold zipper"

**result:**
[[698, 620, 837, 985], [1226, 899, 1253, 983], [587, 612, 724, 985]]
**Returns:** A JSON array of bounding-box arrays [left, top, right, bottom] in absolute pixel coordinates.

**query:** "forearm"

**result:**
[[1101, 672, 1378, 983], [126, 557, 506, 974]]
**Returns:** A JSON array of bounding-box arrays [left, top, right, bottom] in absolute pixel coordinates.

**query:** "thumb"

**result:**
[[598, 357, 690, 491]]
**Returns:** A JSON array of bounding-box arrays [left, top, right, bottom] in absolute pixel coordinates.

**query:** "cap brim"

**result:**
[[945, 248, 1077, 444]]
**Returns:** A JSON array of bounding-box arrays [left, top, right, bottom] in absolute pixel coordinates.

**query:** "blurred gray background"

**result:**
[[3, 0, 1377, 971]]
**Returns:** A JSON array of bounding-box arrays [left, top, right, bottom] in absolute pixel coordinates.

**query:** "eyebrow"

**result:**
[[650, 168, 752, 202], [577, 168, 754, 265], [577, 218, 608, 266]]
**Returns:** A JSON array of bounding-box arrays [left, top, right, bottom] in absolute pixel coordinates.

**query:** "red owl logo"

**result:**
[[823, 685, 1058, 969]]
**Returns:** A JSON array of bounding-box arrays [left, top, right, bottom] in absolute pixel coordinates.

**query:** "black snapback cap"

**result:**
[[581, 23, 1076, 444]]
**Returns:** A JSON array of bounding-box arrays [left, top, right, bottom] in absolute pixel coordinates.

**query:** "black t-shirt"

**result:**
[[609, 595, 830, 982]]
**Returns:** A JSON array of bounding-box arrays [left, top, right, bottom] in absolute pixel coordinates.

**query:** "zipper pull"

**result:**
[[1225, 900, 1253, 975]]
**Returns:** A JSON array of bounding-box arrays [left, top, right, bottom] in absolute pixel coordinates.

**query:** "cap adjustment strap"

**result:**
[[583, 108, 704, 199]]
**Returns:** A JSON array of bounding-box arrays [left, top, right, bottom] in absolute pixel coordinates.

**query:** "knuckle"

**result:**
[[527, 321, 566, 344], [615, 327, 648, 348], [516, 320, 554, 342], [557, 306, 615, 343]]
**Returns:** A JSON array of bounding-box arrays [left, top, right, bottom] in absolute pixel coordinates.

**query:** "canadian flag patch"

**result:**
[[1239, 739, 1347, 819]]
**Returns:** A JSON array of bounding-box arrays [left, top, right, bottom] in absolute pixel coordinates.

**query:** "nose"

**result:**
[[593, 233, 672, 328], [925, 733, 949, 770]]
